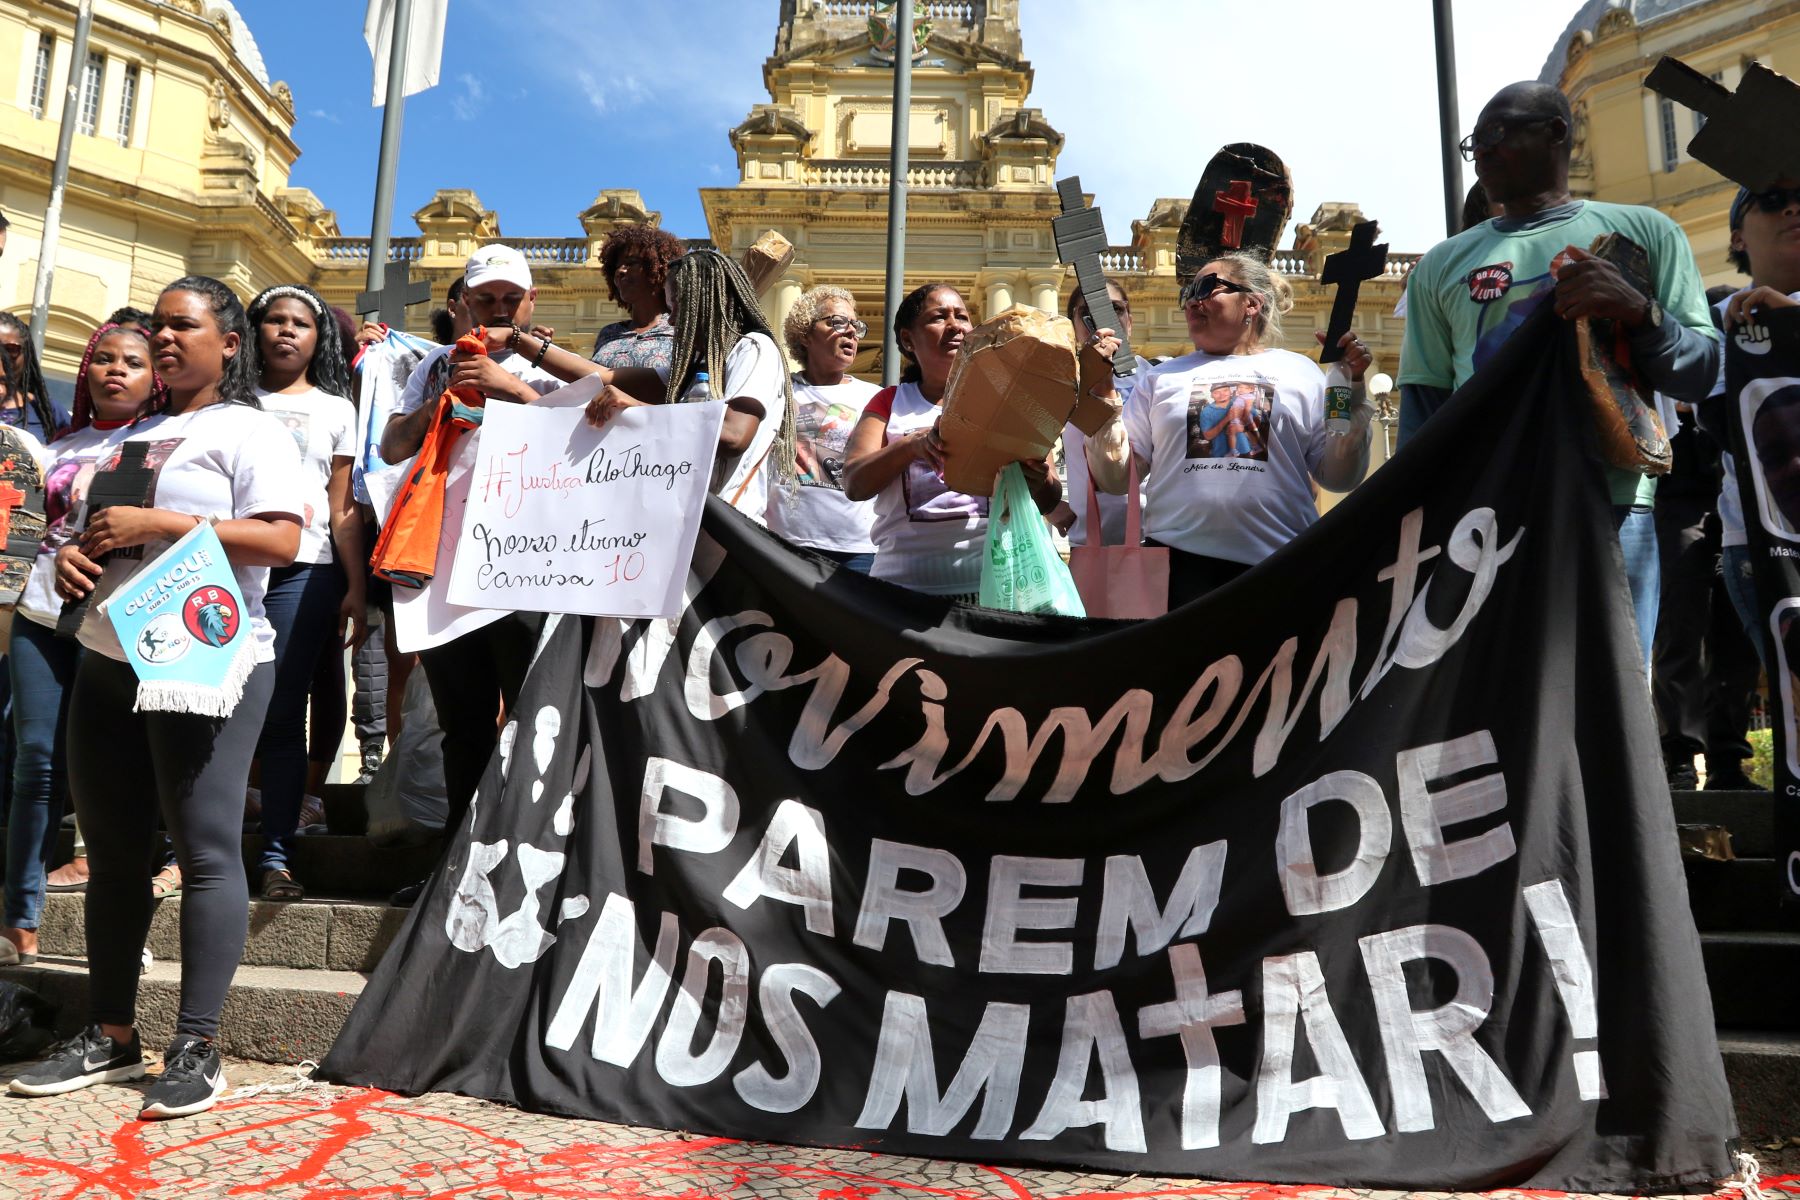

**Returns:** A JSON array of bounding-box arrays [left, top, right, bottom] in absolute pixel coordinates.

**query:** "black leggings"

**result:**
[[417, 611, 543, 835], [68, 653, 274, 1041], [1146, 541, 1251, 609]]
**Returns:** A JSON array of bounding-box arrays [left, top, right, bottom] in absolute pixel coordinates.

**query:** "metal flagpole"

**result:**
[[1432, 0, 1464, 237], [28, 0, 94, 356], [366, 0, 416, 312], [880, 4, 913, 386]]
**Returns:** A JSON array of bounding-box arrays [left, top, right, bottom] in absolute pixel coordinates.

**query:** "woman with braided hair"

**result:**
[[0, 311, 70, 441], [586, 249, 794, 524], [245, 282, 364, 902]]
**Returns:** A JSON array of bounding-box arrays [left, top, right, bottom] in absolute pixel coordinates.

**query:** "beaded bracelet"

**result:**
[[530, 334, 552, 369]]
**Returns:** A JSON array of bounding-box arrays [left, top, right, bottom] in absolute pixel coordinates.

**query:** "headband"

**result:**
[[251, 285, 325, 316]]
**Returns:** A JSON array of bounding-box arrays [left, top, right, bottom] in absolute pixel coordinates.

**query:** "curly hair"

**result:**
[[70, 322, 167, 432], [247, 282, 353, 399], [781, 285, 857, 362], [159, 276, 261, 408], [599, 224, 687, 308]]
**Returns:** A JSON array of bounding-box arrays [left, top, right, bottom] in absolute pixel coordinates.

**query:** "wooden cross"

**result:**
[[57, 441, 157, 638], [1318, 221, 1388, 365], [0, 479, 25, 541], [1212, 181, 1259, 249], [1646, 58, 1800, 191], [1051, 176, 1136, 378], [356, 259, 433, 329]]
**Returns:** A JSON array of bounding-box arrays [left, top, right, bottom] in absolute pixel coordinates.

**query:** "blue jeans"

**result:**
[[816, 548, 875, 575], [4, 617, 79, 929], [254, 562, 346, 874], [1615, 505, 1660, 677], [1721, 543, 1766, 667]]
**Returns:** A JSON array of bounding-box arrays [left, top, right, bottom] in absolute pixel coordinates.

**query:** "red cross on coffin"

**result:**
[[1212, 181, 1259, 248]]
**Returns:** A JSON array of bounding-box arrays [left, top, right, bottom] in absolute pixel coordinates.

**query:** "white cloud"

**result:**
[[1024, 0, 1580, 254], [450, 72, 485, 122], [306, 108, 341, 125]]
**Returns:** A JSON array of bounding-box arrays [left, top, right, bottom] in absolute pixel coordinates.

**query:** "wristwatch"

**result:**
[[1639, 297, 1664, 331]]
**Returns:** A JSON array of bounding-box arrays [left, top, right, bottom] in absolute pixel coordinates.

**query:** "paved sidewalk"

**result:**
[[0, 1057, 1796, 1200]]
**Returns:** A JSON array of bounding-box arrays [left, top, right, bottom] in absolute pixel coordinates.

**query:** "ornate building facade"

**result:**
[[1545, 0, 1800, 289]]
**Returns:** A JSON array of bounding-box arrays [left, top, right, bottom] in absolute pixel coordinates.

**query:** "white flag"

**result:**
[[364, 0, 449, 106]]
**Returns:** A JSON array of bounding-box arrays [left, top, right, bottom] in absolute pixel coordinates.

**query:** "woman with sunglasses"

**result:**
[[766, 287, 881, 571], [1086, 254, 1374, 607], [841, 282, 1060, 601], [0, 312, 70, 441]]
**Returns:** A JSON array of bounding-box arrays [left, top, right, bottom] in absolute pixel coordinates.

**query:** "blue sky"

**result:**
[[254, 2, 1582, 254]]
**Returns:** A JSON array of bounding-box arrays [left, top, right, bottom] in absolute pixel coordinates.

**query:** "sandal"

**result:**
[[260, 868, 304, 902], [45, 857, 89, 892], [151, 864, 183, 900]]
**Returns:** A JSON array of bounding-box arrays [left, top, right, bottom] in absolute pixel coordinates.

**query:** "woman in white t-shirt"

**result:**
[[245, 284, 363, 903], [1085, 253, 1375, 607], [0, 323, 147, 967], [11, 276, 306, 1119], [767, 286, 882, 570], [841, 283, 1062, 600], [587, 250, 793, 525]]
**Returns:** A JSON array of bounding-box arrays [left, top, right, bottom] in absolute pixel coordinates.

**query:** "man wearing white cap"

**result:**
[[377, 244, 599, 905]]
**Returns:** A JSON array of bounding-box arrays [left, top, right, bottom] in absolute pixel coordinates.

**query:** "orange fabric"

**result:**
[[369, 329, 492, 588]]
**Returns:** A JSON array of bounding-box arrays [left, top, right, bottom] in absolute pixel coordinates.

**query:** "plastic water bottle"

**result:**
[[1323, 360, 1354, 438], [683, 371, 712, 403]]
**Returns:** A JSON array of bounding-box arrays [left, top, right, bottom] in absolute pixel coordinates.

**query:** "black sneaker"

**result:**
[[7, 1025, 145, 1096], [1705, 768, 1757, 791], [389, 878, 426, 908], [139, 1036, 226, 1119], [1666, 761, 1699, 791]]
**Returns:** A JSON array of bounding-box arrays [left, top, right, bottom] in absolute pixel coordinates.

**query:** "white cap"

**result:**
[[464, 244, 532, 292]]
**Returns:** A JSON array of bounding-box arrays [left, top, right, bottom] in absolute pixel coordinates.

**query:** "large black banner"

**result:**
[[323, 307, 1734, 1191], [1721, 306, 1800, 905]]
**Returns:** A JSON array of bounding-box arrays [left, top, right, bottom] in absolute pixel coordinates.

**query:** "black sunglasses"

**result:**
[[1182, 273, 1254, 305], [1751, 187, 1800, 214], [1458, 116, 1555, 161]]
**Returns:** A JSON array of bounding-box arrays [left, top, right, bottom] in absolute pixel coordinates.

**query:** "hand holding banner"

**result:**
[[446, 399, 725, 618]]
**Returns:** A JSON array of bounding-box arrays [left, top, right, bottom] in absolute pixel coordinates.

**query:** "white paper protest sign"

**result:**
[[446, 398, 724, 618]]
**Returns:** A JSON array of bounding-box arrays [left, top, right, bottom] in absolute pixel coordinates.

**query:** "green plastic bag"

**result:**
[[978, 463, 1087, 617]]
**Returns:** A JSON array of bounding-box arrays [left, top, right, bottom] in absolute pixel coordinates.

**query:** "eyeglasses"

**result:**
[[1750, 187, 1800, 214], [1458, 116, 1554, 161], [817, 315, 868, 338], [1181, 274, 1255, 306]]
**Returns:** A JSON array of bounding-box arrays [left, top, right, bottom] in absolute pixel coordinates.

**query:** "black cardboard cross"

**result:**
[[1318, 221, 1387, 365], [1645, 57, 1800, 191], [1052, 176, 1136, 378], [56, 441, 157, 639], [356, 259, 433, 329]]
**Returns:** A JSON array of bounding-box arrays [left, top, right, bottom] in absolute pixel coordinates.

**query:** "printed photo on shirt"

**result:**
[[94, 437, 185, 505], [794, 400, 861, 491], [899, 456, 987, 523], [267, 407, 312, 457], [1184, 379, 1272, 462], [1741, 377, 1800, 542]]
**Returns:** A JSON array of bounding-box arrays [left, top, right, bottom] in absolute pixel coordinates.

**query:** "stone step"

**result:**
[[1673, 788, 1775, 857], [1718, 1030, 1800, 1144], [1702, 931, 1800, 1030], [0, 956, 365, 1065], [1684, 858, 1800, 933], [18, 831, 444, 899], [31, 892, 408, 973]]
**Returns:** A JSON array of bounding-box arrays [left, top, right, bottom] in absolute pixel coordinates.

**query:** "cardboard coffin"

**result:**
[[740, 230, 796, 298], [937, 305, 1113, 496]]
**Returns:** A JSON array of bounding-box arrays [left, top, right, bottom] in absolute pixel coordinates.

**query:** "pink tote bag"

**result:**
[[1068, 457, 1168, 620]]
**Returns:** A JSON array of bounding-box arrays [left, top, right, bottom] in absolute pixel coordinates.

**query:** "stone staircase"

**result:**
[[0, 783, 1795, 1142]]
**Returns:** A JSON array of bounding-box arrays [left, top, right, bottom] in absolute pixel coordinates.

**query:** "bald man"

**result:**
[[1398, 80, 1720, 673]]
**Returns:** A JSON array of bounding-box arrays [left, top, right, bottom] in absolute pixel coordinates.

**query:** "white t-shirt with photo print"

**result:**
[[1123, 346, 1327, 565], [256, 386, 357, 565], [18, 420, 156, 628], [77, 402, 307, 665], [765, 373, 882, 552], [657, 332, 789, 526]]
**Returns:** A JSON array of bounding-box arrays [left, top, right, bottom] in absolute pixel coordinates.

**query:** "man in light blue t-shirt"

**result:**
[[1398, 81, 1721, 672]]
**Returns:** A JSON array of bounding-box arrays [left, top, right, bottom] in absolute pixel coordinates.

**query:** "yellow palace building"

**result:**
[[0, 0, 1790, 442]]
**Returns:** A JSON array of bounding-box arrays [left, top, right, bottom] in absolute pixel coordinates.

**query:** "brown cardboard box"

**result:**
[[937, 305, 1112, 496], [741, 230, 795, 298]]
